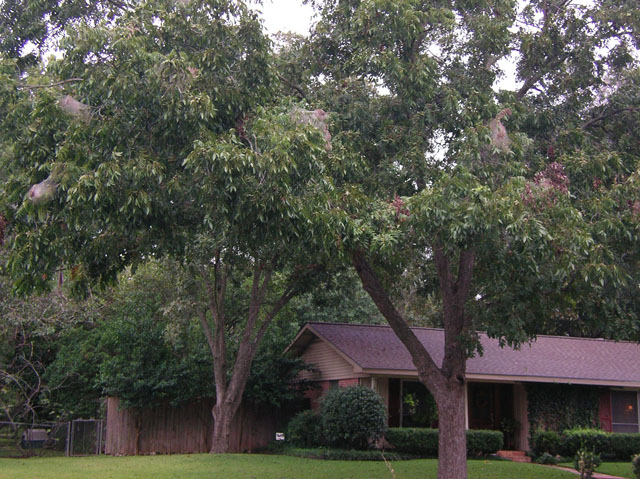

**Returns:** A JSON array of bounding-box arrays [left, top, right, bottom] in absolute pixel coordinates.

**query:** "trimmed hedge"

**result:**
[[385, 428, 439, 456], [467, 430, 504, 456], [385, 428, 503, 457], [561, 429, 611, 458], [531, 428, 640, 460]]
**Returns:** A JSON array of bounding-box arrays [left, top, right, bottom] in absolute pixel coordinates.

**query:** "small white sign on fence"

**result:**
[[275, 432, 285, 441]]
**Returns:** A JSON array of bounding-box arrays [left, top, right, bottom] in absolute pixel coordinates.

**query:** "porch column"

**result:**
[[513, 383, 530, 451], [464, 381, 469, 429]]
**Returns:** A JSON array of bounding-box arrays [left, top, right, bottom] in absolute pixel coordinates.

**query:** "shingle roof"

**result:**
[[293, 322, 640, 386]]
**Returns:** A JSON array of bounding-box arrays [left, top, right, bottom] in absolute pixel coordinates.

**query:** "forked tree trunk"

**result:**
[[198, 259, 301, 454], [352, 248, 474, 479], [434, 381, 468, 479], [210, 400, 241, 453]]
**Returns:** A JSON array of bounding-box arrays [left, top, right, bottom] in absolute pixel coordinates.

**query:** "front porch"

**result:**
[[370, 378, 530, 451]]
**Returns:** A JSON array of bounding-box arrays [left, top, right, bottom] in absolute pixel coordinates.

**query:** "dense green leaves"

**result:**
[[320, 385, 387, 450]]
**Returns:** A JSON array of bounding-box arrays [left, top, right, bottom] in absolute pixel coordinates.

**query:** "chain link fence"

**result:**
[[0, 419, 104, 457]]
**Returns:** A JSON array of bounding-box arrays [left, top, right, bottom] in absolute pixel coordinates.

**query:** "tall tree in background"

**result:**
[[0, 0, 131, 65], [0, 0, 334, 453], [286, 1, 640, 478]]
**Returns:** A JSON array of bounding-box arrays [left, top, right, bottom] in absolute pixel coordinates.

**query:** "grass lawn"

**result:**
[[559, 461, 633, 479], [0, 454, 577, 479]]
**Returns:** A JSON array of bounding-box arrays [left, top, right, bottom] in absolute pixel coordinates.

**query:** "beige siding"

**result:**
[[299, 338, 364, 380], [372, 377, 390, 416]]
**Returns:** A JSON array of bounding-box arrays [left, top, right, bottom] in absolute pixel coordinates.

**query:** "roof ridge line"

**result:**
[[307, 321, 634, 343]]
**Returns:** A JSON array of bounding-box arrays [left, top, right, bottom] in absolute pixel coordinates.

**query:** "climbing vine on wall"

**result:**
[[526, 383, 601, 434]]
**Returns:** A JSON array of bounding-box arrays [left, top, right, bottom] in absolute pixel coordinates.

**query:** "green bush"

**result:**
[[534, 428, 640, 460], [467, 430, 504, 456], [531, 430, 562, 457], [385, 428, 439, 456], [632, 454, 640, 479], [287, 410, 323, 448], [385, 428, 503, 457], [321, 386, 387, 449], [608, 433, 640, 460], [561, 429, 610, 457], [534, 452, 559, 465]]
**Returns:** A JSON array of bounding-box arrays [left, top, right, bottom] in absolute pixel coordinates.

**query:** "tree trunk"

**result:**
[[210, 400, 240, 453], [352, 248, 474, 479], [435, 380, 468, 479]]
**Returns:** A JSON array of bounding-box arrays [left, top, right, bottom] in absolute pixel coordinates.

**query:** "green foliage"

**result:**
[[0, 0, 335, 453], [466, 430, 505, 457], [401, 381, 437, 428], [0, 273, 93, 423], [48, 261, 214, 411], [46, 260, 316, 413], [526, 384, 600, 436], [44, 326, 105, 419], [320, 386, 387, 450], [609, 434, 640, 462], [534, 452, 559, 465], [531, 430, 562, 457], [534, 428, 640, 461], [0, 0, 129, 64], [574, 448, 602, 479], [0, 0, 330, 296], [565, 429, 640, 461], [385, 428, 503, 457], [562, 429, 611, 459], [287, 410, 323, 448], [286, 270, 384, 326], [385, 428, 439, 456]]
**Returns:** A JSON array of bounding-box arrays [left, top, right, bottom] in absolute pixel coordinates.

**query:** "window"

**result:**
[[611, 391, 639, 433], [401, 380, 437, 428]]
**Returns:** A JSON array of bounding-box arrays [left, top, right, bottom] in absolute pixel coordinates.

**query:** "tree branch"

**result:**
[[276, 73, 308, 100], [201, 263, 228, 399], [582, 107, 639, 130], [17, 78, 83, 90], [351, 249, 444, 388]]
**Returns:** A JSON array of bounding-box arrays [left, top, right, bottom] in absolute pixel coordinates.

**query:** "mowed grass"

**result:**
[[597, 462, 634, 478], [559, 461, 633, 479], [0, 454, 577, 479]]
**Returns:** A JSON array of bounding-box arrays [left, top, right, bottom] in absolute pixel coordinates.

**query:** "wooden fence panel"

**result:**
[[105, 397, 279, 455]]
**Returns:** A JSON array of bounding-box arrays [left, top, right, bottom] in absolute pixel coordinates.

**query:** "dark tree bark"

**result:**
[[197, 255, 300, 453], [352, 246, 474, 479]]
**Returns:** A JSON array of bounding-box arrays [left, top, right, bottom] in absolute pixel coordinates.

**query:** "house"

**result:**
[[285, 322, 640, 451]]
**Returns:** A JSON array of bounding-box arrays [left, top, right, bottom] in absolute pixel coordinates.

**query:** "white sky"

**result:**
[[255, 0, 315, 36]]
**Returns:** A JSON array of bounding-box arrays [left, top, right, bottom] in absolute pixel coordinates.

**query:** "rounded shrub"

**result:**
[[287, 410, 323, 447], [320, 385, 387, 449]]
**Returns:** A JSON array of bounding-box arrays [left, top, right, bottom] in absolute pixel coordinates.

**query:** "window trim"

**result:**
[[610, 389, 640, 434]]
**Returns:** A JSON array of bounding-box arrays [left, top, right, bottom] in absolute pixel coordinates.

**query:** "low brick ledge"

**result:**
[[497, 450, 531, 463]]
